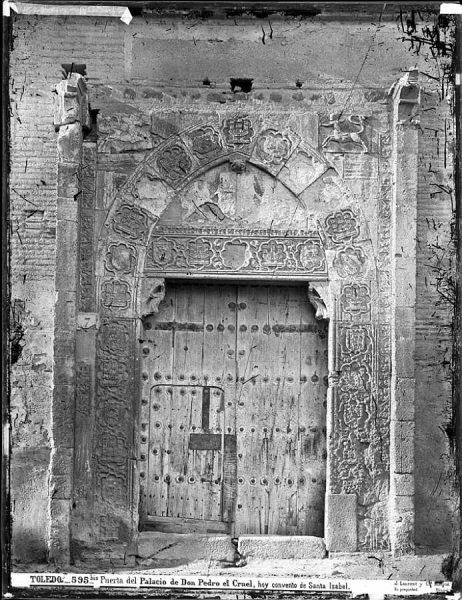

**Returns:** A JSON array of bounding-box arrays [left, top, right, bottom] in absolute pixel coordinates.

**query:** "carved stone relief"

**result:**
[[340, 283, 371, 321], [112, 204, 152, 243], [145, 227, 327, 278], [100, 279, 132, 311], [321, 114, 369, 153], [254, 129, 292, 166], [222, 115, 254, 147], [156, 142, 193, 185], [88, 113, 390, 553], [325, 209, 360, 245], [93, 319, 135, 541], [307, 287, 329, 320], [79, 145, 96, 311], [140, 278, 166, 318], [98, 113, 153, 153], [333, 246, 368, 278], [105, 242, 137, 275], [187, 125, 223, 161]]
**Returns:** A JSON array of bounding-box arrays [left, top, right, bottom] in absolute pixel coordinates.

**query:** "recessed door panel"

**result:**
[[147, 384, 224, 521], [140, 282, 327, 535]]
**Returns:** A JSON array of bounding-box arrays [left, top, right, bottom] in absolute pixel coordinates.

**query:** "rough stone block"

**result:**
[[57, 196, 79, 221], [52, 384, 75, 445], [54, 74, 89, 128], [11, 448, 51, 563], [394, 307, 415, 377], [50, 449, 73, 498], [390, 511, 414, 556], [278, 148, 327, 195], [325, 493, 357, 552], [395, 264, 417, 307], [49, 499, 71, 565], [55, 291, 77, 330], [54, 330, 76, 356], [392, 420, 414, 473], [395, 204, 417, 255], [238, 535, 326, 559], [135, 532, 235, 565], [394, 495, 414, 512], [393, 473, 415, 496], [392, 377, 415, 420], [54, 357, 75, 387], [58, 123, 83, 164], [58, 163, 81, 198]]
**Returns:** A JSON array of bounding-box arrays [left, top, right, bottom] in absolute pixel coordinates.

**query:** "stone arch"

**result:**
[[83, 114, 384, 556], [96, 119, 377, 320]]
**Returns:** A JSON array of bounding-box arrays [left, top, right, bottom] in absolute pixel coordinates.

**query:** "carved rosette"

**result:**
[[105, 242, 137, 275], [221, 115, 255, 149], [156, 141, 193, 186], [325, 209, 360, 245], [333, 246, 368, 278], [112, 204, 152, 244], [186, 125, 223, 163], [254, 129, 293, 166]]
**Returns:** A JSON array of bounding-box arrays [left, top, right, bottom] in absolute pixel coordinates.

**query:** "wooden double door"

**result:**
[[140, 282, 327, 536]]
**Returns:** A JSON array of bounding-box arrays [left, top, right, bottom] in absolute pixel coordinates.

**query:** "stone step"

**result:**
[[132, 532, 236, 567], [238, 535, 326, 560]]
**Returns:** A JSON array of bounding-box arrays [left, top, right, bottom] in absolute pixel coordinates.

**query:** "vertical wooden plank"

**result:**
[[172, 282, 205, 387], [147, 283, 228, 524], [201, 284, 237, 523], [235, 285, 271, 534], [171, 284, 206, 519], [267, 285, 301, 535], [145, 285, 175, 517], [297, 295, 328, 536]]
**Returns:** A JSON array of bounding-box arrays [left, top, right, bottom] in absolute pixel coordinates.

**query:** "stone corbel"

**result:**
[[53, 73, 91, 131], [390, 69, 420, 125], [307, 283, 330, 320], [138, 277, 166, 318]]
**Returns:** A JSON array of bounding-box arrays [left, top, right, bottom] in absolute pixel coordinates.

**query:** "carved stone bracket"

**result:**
[[390, 69, 420, 125], [138, 277, 166, 318], [53, 73, 91, 131], [308, 283, 330, 320]]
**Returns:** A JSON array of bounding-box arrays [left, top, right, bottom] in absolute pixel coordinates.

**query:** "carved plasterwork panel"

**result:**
[[93, 319, 135, 540], [145, 227, 327, 279], [320, 114, 369, 153], [85, 110, 389, 552]]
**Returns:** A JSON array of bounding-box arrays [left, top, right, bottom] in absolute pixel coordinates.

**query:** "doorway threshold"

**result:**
[[133, 532, 326, 568], [237, 535, 326, 560]]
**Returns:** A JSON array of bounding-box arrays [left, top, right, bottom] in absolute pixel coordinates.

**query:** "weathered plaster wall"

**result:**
[[9, 7, 457, 563]]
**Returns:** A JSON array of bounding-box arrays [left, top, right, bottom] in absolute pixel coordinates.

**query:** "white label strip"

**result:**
[[9, 573, 453, 600], [3, 1, 132, 23], [440, 3, 462, 14]]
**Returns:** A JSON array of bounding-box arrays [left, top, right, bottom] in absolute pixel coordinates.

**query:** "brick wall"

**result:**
[[9, 9, 458, 562]]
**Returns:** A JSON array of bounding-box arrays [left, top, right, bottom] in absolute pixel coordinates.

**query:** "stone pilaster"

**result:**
[[50, 74, 89, 564], [390, 70, 420, 555]]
